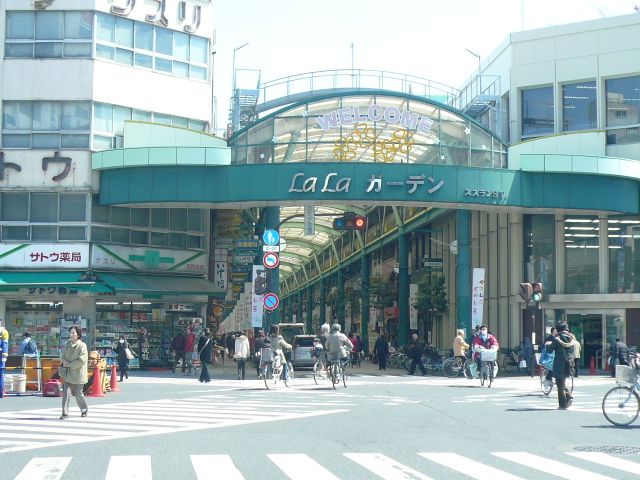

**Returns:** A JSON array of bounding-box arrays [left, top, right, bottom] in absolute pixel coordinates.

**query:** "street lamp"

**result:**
[[465, 48, 481, 94], [232, 42, 249, 132]]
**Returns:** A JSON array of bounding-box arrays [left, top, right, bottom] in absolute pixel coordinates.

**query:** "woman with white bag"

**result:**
[[114, 335, 136, 382]]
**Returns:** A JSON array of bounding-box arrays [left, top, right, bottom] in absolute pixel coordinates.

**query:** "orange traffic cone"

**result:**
[[589, 356, 596, 375], [88, 365, 106, 397], [110, 364, 120, 392]]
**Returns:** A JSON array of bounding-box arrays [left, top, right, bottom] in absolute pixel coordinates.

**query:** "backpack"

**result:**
[[25, 338, 37, 354]]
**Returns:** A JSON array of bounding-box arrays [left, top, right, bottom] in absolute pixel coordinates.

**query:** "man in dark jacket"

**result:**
[[612, 338, 630, 377], [408, 333, 427, 375], [254, 330, 270, 378], [373, 334, 389, 370], [197, 329, 213, 383], [545, 323, 575, 410], [171, 331, 186, 374]]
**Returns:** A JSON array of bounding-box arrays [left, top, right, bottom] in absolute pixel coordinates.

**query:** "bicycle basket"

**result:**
[[615, 365, 638, 383], [480, 350, 497, 362]]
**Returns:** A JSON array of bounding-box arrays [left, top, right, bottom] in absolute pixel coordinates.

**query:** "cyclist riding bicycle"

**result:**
[[325, 323, 353, 367], [472, 325, 499, 373], [319, 323, 331, 349], [267, 325, 292, 380]]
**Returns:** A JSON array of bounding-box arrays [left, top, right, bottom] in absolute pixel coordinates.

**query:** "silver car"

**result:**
[[291, 335, 317, 369]]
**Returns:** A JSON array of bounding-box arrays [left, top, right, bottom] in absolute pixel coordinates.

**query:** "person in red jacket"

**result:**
[[472, 325, 499, 372], [183, 327, 197, 376]]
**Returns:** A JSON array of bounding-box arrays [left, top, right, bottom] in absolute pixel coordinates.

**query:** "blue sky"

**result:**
[[212, 0, 639, 133]]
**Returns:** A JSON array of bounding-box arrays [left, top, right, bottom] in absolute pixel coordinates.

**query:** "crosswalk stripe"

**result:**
[[16, 411, 203, 428], [14, 457, 71, 480], [1, 418, 151, 431], [191, 455, 244, 480], [419, 452, 526, 479], [492, 452, 617, 480], [566, 451, 640, 475], [344, 453, 433, 480], [0, 424, 117, 436], [105, 455, 152, 480], [95, 405, 287, 418], [268, 454, 339, 480]]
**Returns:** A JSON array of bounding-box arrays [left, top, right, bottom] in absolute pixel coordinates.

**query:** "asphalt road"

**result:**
[[1, 361, 640, 479]]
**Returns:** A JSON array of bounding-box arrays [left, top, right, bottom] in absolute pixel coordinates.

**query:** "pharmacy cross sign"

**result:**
[[129, 250, 175, 269]]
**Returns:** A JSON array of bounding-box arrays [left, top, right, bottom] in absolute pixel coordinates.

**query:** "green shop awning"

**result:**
[[98, 273, 221, 296], [0, 271, 113, 292]]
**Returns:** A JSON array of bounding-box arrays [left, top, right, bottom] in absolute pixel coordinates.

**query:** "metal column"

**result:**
[[360, 253, 370, 354], [456, 210, 471, 333], [398, 232, 409, 346]]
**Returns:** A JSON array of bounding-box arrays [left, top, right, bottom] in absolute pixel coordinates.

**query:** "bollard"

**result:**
[[589, 356, 596, 375], [110, 364, 120, 393]]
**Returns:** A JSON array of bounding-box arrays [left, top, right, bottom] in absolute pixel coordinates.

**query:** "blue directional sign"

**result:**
[[263, 229, 280, 246], [263, 293, 280, 311]]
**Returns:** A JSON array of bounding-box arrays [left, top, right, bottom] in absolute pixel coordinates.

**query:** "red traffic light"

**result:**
[[332, 213, 367, 231]]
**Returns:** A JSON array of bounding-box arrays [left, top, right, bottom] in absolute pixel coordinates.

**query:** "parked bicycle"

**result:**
[[540, 367, 574, 396], [501, 348, 523, 373], [442, 352, 473, 379], [312, 347, 329, 385], [602, 364, 640, 426]]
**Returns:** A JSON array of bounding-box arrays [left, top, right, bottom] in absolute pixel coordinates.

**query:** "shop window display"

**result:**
[[5, 301, 63, 355]]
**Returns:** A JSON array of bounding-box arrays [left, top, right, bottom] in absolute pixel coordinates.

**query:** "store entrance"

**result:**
[[566, 310, 625, 370]]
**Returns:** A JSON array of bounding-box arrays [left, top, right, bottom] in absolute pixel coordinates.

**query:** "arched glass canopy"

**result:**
[[228, 91, 507, 279], [230, 92, 506, 167]]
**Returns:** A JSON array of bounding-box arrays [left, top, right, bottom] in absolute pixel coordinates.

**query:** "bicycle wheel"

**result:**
[[342, 366, 348, 388], [313, 359, 325, 385], [602, 386, 640, 426], [502, 357, 518, 373], [540, 368, 552, 396], [331, 364, 338, 390], [463, 359, 474, 379], [443, 358, 459, 378], [283, 362, 294, 387], [263, 364, 273, 390]]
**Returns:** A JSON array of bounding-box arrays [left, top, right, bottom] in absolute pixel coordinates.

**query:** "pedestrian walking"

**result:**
[[573, 337, 581, 377], [114, 335, 134, 381], [373, 334, 389, 370], [611, 338, 630, 377], [171, 330, 186, 374], [522, 337, 534, 377], [544, 323, 575, 410], [234, 330, 250, 380], [59, 326, 89, 419], [408, 333, 427, 375], [18, 332, 38, 356], [197, 328, 213, 383], [0, 321, 8, 399], [184, 327, 197, 375]]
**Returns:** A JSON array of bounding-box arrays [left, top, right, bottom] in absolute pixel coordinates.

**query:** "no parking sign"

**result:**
[[263, 293, 279, 311]]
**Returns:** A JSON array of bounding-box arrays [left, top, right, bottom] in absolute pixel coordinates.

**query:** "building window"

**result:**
[[5, 10, 93, 59], [94, 12, 209, 81], [521, 86, 554, 138], [606, 76, 640, 144], [608, 217, 640, 293], [562, 81, 596, 131], [91, 102, 207, 150], [2, 100, 90, 149], [523, 215, 555, 293], [564, 216, 600, 294]]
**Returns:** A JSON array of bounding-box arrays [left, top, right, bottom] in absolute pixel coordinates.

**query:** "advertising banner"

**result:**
[[251, 265, 266, 328], [409, 283, 418, 330], [471, 268, 485, 332]]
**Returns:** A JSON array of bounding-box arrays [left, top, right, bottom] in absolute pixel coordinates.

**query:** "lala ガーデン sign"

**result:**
[[315, 105, 435, 163]]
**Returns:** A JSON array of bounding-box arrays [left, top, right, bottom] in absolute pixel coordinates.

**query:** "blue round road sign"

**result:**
[[263, 229, 280, 246], [263, 293, 280, 311]]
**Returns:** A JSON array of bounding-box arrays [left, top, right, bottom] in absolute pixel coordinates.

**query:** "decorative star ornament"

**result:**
[[464, 127, 471, 135], [259, 153, 265, 160], [434, 137, 440, 145], [272, 136, 278, 144], [440, 155, 445, 161], [302, 110, 309, 118], [481, 144, 487, 150]]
